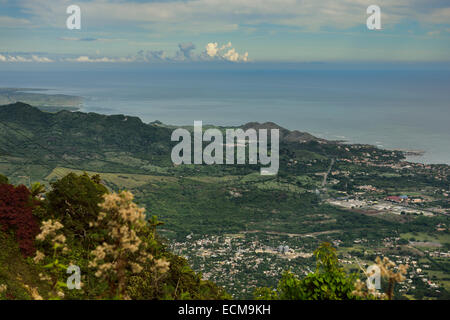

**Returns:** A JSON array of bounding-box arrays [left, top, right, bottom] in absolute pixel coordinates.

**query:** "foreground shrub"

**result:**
[[254, 243, 358, 300], [0, 184, 39, 257], [89, 191, 169, 298], [3, 174, 230, 300], [46, 173, 108, 246], [33, 219, 71, 299], [352, 256, 408, 300], [127, 244, 230, 300], [255, 243, 409, 300]]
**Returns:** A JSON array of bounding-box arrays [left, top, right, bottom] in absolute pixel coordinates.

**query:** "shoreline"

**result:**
[[1, 86, 447, 166]]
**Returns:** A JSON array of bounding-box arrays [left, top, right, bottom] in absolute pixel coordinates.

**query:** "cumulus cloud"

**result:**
[[205, 43, 220, 58], [136, 41, 249, 63], [0, 41, 249, 63], [203, 42, 249, 62]]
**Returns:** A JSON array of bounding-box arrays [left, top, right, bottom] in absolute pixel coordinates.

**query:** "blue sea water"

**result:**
[[0, 66, 449, 164]]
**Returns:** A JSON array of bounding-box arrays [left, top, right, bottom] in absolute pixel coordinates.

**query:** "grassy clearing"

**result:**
[[254, 180, 306, 193], [425, 270, 450, 291], [45, 167, 176, 190], [186, 175, 241, 184], [400, 232, 450, 245]]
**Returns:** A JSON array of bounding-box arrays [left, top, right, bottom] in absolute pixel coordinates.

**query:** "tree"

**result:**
[[89, 191, 169, 298], [30, 182, 46, 198], [46, 173, 108, 245]]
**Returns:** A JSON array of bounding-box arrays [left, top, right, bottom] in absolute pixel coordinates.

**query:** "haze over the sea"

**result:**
[[1, 63, 449, 165]]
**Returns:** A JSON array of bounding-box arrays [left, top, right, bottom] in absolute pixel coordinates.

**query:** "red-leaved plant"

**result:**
[[0, 184, 40, 256]]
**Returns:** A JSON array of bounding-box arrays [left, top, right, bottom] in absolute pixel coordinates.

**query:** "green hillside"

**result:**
[[0, 102, 449, 299]]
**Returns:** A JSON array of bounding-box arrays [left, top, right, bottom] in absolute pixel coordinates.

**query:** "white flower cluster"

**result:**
[[89, 191, 169, 293], [33, 219, 69, 263]]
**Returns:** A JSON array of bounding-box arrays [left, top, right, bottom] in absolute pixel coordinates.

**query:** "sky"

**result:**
[[1, 0, 450, 65]]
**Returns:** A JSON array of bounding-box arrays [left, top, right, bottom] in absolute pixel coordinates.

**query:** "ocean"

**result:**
[[1, 65, 449, 164]]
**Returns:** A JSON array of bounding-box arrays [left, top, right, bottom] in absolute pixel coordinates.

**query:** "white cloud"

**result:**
[[64, 56, 135, 63], [0, 41, 249, 63], [204, 42, 249, 62], [31, 55, 53, 62], [224, 49, 239, 62], [0, 54, 53, 62], [205, 43, 219, 57], [135, 41, 249, 63]]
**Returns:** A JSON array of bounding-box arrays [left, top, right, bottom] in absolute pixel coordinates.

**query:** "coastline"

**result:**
[[0, 87, 83, 111], [1, 86, 447, 166]]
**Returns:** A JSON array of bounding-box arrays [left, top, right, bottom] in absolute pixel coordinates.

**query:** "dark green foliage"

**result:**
[[46, 173, 108, 244], [139, 177, 321, 239], [0, 230, 50, 300], [0, 102, 174, 171], [0, 103, 448, 299], [127, 250, 230, 300], [126, 221, 230, 300], [0, 173, 231, 300], [0, 174, 8, 185]]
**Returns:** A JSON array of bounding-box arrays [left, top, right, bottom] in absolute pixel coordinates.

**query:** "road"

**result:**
[[322, 158, 335, 187]]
